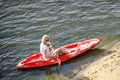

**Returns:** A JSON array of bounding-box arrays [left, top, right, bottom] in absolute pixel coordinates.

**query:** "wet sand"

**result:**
[[70, 42, 120, 80]]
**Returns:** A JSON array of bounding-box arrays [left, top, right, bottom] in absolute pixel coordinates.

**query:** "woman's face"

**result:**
[[45, 37, 50, 42]]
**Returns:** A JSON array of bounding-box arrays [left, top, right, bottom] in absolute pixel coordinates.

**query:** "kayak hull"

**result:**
[[16, 37, 102, 69]]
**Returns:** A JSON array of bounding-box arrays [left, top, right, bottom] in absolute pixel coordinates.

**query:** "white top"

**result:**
[[40, 43, 50, 58]]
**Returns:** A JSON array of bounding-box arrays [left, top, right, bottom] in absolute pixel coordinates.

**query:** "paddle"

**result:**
[[47, 42, 61, 67], [56, 54, 61, 67], [51, 48, 61, 67]]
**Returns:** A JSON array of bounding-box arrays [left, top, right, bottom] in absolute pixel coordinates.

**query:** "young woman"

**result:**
[[40, 35, 69, 59]]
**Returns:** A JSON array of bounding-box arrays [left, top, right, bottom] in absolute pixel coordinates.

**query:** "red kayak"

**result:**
[[16, 37, 102, 69]]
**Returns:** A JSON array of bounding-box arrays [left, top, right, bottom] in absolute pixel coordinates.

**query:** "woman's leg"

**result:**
[[60, 47, 69, 53], [54, 47, 69, 55]]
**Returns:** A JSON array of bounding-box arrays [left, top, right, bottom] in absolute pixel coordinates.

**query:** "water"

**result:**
[[0, 0, 120, 80]]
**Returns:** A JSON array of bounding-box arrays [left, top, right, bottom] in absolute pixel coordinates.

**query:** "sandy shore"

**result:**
[[70, 42, 120, 80]]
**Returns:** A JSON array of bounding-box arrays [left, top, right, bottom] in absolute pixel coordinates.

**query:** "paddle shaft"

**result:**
[[51, 48, 61, 66]]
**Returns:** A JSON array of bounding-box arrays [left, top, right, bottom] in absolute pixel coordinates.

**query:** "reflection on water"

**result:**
[[45, 68, 55, 80], [44, 67, 64, 80]]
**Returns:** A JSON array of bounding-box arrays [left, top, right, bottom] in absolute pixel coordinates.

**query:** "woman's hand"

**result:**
[[50, 45, 53, 48]]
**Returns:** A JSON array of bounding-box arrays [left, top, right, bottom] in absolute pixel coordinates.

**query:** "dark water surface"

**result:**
[[0, 0, 120, 80]]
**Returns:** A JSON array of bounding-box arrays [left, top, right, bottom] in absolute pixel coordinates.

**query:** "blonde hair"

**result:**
[[41, 35, 51, 45]]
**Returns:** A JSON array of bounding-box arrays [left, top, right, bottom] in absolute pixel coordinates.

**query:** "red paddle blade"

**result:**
[[57, 58, 61, 67]]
